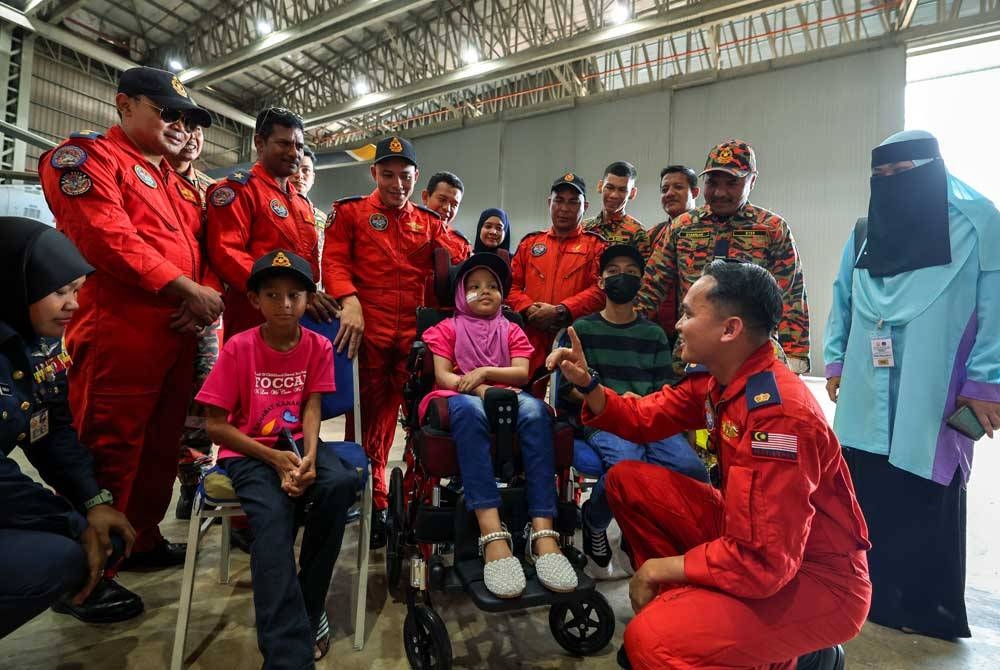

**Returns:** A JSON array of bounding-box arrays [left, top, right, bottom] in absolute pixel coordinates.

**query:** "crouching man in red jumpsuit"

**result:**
[[548, 259, 870, 670], [39, 67, 224, 567], [323, 136, 464, 546]]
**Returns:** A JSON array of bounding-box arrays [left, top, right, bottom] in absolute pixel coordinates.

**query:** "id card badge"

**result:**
[[30, 408, 50, 443], [870, 337, 895, 368]]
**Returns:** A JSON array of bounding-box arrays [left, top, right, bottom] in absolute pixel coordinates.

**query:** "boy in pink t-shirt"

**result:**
[[197, 250, 356, 665]]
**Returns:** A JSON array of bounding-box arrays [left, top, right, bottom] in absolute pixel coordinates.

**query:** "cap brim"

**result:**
[[146, 94, 213, 128], [699, 167, 751, 178], [374, 155, 416, 167], [600, 243, 645, 272], [451, 252, 512, 296], [246, 266, 314, 292], [552, 182, 585, 196]]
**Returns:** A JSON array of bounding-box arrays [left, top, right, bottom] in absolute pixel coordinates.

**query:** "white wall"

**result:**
[[313, 46, 906, 371]]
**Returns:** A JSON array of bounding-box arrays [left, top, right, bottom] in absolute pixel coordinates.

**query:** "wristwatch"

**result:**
[[554, 304, 571, 328], [83, 488, 114, 511], [574, 368, 601, 395]]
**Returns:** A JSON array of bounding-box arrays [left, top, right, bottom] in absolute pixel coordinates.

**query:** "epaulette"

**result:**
[[746, 371, 782, 410], [448, 228, 470, 242], [683, 363, 709, 376], [416, 204, 442, 219], [334, 195, 364, 205], [521, 229, 547, 238], [69, 130, 103, 140], [226, 170, 252, 184], [583, 229, 608, 242]]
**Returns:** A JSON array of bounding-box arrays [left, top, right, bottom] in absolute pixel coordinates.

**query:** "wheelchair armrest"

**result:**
[[408, 340, 427, 371], [483, 387, 518, 482]]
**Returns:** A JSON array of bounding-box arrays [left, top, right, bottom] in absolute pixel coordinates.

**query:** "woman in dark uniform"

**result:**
[[0, 217, 142, 637]]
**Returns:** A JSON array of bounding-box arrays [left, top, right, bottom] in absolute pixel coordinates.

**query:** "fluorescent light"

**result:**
[[353, 79, 370, 96], [610, 2, 629, 24], [257, 20, 272, 35], [461, 47, 480, 65], [168, 59, 183, 71]]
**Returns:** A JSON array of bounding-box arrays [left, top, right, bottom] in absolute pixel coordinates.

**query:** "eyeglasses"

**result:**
[[255, 106, 304, 133], [139, 98, 200, 131]]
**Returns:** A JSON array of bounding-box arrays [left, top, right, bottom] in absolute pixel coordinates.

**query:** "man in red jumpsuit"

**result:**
[[548, 260, 870, 670], [39, 67, 224, 566], [420, 171, 471, 261], [206, 107, 339, 342], [323, 136, 463, 546], [507, 172, 607, 375]]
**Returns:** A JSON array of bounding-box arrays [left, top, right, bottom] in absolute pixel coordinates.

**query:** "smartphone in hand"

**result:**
[[946, 405, 986, 441]]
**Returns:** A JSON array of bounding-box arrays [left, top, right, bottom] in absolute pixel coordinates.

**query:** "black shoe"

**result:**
[[617, 645, 632, 669], [796, 645, 845, 670], [52, 578, 144, 623], [119, 540, 187, 570], [230, 526, 255, 555], [175, 484, 196, 520], [370, 508, 388, 550], [581, 502, 612, 568]]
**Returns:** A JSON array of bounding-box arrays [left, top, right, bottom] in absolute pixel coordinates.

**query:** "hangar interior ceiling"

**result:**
[[0, 0, 997, 174]]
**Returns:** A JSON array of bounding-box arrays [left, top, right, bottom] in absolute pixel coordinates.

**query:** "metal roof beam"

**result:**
[[178, 0, 435, 88], [303, 0, 807, 128]]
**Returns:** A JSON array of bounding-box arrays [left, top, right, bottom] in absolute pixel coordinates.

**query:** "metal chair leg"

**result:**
[[170, 505, 204, 670], [353, 469, 373, 651]]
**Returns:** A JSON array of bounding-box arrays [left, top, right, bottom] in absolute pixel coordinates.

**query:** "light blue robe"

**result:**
[[824, 176, 1000, 484]]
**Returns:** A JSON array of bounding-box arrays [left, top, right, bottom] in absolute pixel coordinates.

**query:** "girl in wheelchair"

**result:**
[[418, 253, 578, 599]]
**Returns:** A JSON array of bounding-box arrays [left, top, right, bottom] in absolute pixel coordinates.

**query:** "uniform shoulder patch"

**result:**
[[334, 195, 364, 205], [416, 204, 442, 219], [59, 170, 92, 196], [50, 145, 88, 170], [582, 229, 608, 242], [210, 185, 237, 207], [683, 363, 709, 376], [226, 170, 252, 184], [746, 371, 782, 410], [69, 130, 103, 140]]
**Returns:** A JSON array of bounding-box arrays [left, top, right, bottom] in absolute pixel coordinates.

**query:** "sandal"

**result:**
[[314, 610, 331, 661], [478, 527, 525, 599], [525, 526, 578, 593]]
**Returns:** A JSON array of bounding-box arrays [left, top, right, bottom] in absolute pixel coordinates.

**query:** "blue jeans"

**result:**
[[222, 443, 357, 670], [447, 393, 557, 519], [585, 431, 708, 531]]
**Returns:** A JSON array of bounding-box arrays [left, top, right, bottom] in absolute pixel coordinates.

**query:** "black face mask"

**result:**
[[603, 273, 641, 304]]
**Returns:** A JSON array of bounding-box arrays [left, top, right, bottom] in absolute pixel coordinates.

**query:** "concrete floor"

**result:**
[[3, 378, 999, 669]]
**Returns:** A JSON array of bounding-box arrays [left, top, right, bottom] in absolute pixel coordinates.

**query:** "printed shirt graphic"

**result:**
[[196, 326, 335, 460]]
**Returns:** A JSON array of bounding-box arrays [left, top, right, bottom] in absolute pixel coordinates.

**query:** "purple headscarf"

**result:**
[[452, 266, 510, 374]]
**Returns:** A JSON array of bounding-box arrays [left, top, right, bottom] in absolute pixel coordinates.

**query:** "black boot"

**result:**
[[796, 645, 845, 670], [175, 483, 197, 520], [119, 540, 187, 570], [52, 578, 144, 623], [230, 526, 255, 554], [617, 645, 632, 669], [370, 508, 388, 550]]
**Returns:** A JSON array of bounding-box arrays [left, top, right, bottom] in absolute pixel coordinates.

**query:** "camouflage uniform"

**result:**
[[177, 164, 217, 482], [636, 140, 810, 374], [582, 211, 650, 258]]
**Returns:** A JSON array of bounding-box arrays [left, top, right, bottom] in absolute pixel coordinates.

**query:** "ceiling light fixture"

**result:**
[[257, 20, 273, 35], [353, 79, 370, 96], [610, 2, 629, 25], [168, 59, 183, 71], [461, 47, 480, 65]]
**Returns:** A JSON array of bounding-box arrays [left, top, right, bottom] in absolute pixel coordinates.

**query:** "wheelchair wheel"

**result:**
[[403, 604, 453, 669], [548, 590, 615, 656], [386, 466, 405, 591]]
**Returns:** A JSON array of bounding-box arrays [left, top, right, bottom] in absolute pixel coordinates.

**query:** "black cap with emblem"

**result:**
[[247, 249, 315, 293], [118, 66, 212, 129], [550, 172, 586, 196], [373, 136, 417, 167]]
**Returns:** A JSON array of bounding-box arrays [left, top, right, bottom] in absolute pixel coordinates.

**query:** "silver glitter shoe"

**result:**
[[478, 528, 525, 599], [526, 527, 578, 593]]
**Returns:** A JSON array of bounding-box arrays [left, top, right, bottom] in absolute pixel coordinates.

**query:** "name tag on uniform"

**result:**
[[30, 408, 50, 443], [870, 337, 895, 368]]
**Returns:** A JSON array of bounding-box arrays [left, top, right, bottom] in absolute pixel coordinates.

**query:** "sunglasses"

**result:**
[[256, 106, 304, 133], [139, 98, 201, 131]]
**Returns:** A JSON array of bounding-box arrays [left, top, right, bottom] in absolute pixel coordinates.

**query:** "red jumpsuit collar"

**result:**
[[106, 125, 168, 177], [365, 188, 414, 214], [251, 162, 300, 196], [709, 341, 778, 404], [547, 223, 583, 240]]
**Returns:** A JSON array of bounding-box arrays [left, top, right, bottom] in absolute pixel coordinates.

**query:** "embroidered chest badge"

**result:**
[[133, 165, 158, 188], [531, 243, 547, 257], [211, 186, 236, 207], [59, 170, 92, 196], [704, 398, 716, 431], [270, 199, 289, 218], [369, 213, 389, 231], [722, 421, 739, 439], [751, 431, 798, 461]]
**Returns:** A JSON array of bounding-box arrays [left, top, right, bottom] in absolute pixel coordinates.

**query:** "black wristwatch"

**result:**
[[574, 368, 601, 394], [554, 304, 571, 327]]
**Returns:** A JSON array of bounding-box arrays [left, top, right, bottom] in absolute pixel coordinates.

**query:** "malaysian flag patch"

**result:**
[[750, 431, 798, 461]]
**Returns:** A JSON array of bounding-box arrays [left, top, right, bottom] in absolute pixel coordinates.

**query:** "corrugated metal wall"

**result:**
[[26, 53, 243, 171], [312, 46, 906, 371]]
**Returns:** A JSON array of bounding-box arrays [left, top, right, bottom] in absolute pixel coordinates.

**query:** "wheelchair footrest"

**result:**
[[414, 504, 455, 544], [453, 558, 596, 613]]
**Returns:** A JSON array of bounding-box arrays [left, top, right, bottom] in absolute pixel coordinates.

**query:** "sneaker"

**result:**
[[582, 502, 612, 568], [370, 508, 388, 550]]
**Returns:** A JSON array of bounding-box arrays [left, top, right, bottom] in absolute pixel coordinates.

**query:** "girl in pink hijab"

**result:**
[[420, 253, 578, 598]]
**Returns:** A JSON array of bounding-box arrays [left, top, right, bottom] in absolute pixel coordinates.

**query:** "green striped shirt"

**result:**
[[572, 313, 675, 395]]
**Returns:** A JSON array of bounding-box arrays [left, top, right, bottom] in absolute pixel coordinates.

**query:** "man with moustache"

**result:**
[[636, 141, 810, 374], [323, 136, 459, 546], [39, 66, 224, 568], [206, 108, 339, 342], [166, 125, 220, 519]]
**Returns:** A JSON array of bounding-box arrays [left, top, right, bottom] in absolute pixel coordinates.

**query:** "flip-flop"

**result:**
[[314, 611, 331, 661]]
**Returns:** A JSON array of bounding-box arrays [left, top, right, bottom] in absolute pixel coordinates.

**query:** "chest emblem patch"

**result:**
[[270, 199, 289, 218], [753, 392, 771, 404], [50, 145, 87, 169], [59, 170, 92, 196], [211, 186, 236, 207], [531, 243, 547, 257], [369, 213, 389, 231], [722, 421, 739, 439], [704, 398, 716, 431], [751, 431, 798, 461], [133, 165, 158, 189]]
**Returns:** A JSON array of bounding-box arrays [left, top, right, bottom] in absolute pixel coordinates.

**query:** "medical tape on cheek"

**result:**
[[466, 291, 479, 304]]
